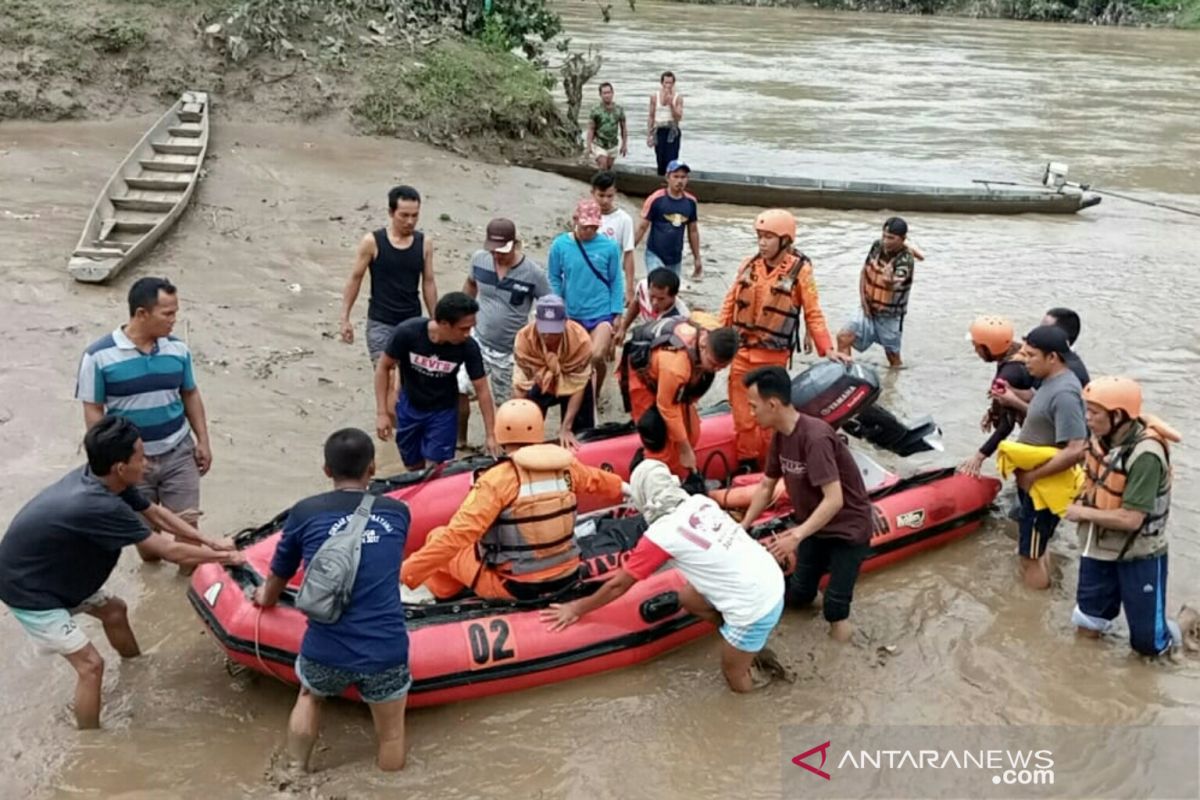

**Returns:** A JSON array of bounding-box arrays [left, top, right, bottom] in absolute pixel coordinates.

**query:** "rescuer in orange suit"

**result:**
[[720, 209, 847, 471], [621, 316, 739, 481], [400, 399, 626, 601]]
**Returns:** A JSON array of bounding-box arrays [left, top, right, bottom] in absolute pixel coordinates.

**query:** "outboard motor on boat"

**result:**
[[790, 360, 880, 428], [790, 361, 943, 456]]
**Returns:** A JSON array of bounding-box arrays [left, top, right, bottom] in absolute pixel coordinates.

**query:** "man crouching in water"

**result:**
[[401, 399, 624, 601], [542, 459, 786, 692]]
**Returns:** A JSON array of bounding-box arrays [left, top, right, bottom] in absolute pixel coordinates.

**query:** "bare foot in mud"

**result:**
[[751, 646, 797, 686], [265, 748, 316, 792], [1179, 605, 1200, 653]]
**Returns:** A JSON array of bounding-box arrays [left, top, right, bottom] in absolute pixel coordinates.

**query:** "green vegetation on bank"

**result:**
[[352, 39, 568, 155], [0, 0, 588, 157], [669, 0, 1200, 26]]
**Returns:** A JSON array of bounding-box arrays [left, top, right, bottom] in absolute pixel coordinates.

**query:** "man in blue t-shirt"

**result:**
[[548, 198, 625, 395], [254, 428, 412, 773], [635, 160, 701, 278]]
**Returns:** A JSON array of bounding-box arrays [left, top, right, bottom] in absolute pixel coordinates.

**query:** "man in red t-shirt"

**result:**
[[738, 366, 874, 642]]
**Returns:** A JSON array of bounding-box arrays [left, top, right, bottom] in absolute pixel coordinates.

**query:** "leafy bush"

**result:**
[[351, 39, 569, 146], [93, 16, 149, 52]]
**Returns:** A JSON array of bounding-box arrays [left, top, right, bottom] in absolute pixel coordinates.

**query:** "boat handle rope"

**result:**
[[253, 606, 292, 685]]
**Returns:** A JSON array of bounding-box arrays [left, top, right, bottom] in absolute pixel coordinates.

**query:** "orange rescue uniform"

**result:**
[[720, 250, 832, 462], [400, 457, 623, 600], [628, 347, 705, 477]]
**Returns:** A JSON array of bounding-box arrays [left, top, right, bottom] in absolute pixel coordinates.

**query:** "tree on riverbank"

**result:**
[[0, 0, 627, 158]]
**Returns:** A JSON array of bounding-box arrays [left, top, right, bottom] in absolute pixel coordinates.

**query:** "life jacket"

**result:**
[[859, 241, 915, 317], [620, 317, 714, 405], [985, 345, 1028, 428], [1080, 422, 1171, 559], [730, 250, 809, 351], [477, 444, 580, 579]]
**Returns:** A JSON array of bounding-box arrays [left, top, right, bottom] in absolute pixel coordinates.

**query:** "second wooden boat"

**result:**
[[530, 159, 1101, 215], [68, 91, 210, 283]]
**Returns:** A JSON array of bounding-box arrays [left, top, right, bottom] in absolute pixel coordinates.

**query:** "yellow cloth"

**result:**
[[995, 441, 1083, 516]]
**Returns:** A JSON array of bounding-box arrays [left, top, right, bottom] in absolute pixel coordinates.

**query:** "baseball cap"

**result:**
[[666, 159, 690, 174], [535, 294, 567, 334], [883, 216, 908, 237], [485, 218, 517, 253], [1024, 324, 1071, 357], [574, 198, 603, 227]]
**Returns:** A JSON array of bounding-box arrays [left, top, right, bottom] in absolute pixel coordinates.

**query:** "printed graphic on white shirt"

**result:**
[[644, 495, 784, 626]]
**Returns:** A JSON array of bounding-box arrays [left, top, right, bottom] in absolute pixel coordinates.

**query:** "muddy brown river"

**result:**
[[1, 1, 1198, 797]]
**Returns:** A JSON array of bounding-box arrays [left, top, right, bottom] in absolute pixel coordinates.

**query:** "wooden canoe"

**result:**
[[530, 159, 1102, 215], [68, 91, 210, 283]]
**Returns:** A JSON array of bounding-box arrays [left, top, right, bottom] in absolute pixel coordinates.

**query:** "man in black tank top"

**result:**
[[338, 185, 438, 366]]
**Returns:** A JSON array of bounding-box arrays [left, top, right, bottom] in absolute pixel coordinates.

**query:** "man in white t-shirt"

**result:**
[[592, 170, 636, 307], [542, 459, 786, 692]]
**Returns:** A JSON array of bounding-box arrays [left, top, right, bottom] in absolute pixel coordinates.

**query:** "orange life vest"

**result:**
[[730, 250, 809, 351], [859, 241, 915, 317], [620, 318, 714, 408], [477, 445, 580, 579], [1080, 423, 1171, 555]]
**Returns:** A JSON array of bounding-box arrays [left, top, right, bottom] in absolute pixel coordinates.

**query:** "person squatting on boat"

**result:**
[[513, 295, 597, 449], [542, 459, 785, 693], [619, 315, 738, 483], [401, 400, 625, 601]]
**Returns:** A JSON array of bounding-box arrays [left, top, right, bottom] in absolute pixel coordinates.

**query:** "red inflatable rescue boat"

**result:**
[[188, 455, 999, 708]]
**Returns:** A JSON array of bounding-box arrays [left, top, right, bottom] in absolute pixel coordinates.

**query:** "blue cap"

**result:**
[[666, 159, 690, 174]]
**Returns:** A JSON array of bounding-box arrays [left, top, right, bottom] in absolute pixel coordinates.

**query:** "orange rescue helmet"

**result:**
[[495, 399, 545, 445], [968, 315, 1014, 358], [754, 209, 796, 243], [1083, 376, 1142, 420]]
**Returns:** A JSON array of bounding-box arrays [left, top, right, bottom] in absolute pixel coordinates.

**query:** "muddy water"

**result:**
[[1, 1, 1198, 797]]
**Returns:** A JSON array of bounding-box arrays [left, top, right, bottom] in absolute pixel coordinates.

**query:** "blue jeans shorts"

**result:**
[[842, 308, 903, 355], [644, 249, 682, 276], [395, 391, 458, 468], [719, 597, 784, 653], [296, 654, 412, 704]]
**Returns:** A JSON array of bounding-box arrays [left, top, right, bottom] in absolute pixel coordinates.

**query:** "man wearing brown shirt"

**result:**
[[739, 366, 873, 642]]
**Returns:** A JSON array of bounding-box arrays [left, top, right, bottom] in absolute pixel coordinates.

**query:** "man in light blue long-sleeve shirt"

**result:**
[[548, 198, 626, 396]]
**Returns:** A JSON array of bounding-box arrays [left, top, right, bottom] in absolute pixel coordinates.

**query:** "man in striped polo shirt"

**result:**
[[76, 277, 213, 563]]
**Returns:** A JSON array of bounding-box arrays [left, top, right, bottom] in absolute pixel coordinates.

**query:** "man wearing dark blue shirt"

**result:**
[[254, 428, 412, 773]]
